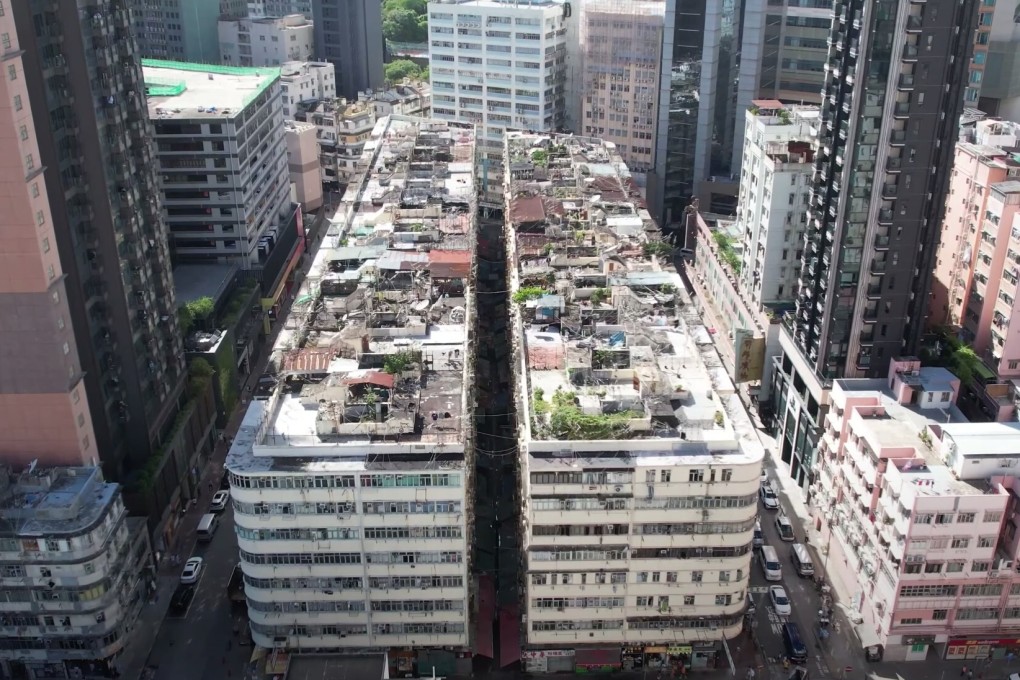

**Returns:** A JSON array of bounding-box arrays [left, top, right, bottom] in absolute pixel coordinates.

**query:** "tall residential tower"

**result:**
[[11, 1, 215, 546], [769, 0, 977, 486]]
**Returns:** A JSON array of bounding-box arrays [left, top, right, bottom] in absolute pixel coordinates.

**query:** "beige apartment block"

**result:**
[[284, 120, 323, 210], [578, 0, 663, 174]]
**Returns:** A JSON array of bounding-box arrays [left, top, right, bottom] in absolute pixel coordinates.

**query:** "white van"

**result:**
[[752, 520, 764, 548], [760, 545, 782, 581], [791, 543, 814, 577], [775, 514, 796, 542], [197, 513, 218, 543]]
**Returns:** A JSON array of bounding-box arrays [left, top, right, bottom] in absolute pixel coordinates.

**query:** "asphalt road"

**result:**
[[749, 493, 860, 680], [146, 505, 251, 680]]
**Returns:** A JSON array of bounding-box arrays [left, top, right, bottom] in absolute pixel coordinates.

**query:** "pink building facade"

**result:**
[[931, 120, 1020, 378], [0, 11, 96, 467], [812, 358, 1020, 662]]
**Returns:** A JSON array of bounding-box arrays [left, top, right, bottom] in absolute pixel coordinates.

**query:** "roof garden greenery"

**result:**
[[532, 387, 635, 440]]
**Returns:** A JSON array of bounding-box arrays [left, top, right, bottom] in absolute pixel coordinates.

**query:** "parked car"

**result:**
[[180, 557, 204, 585], [170, 585, 194, 616], [760, 483, 780, 510], [770, 585, 792, 616], [210, 490, 230, 513]]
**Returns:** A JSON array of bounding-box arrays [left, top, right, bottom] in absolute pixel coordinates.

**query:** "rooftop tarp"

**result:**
[[428, 250, 471, 278], [340, 371, 395, 389]]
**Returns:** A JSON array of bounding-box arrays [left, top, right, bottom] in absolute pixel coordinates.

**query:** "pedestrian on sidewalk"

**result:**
[[961, 665, 968, 677]]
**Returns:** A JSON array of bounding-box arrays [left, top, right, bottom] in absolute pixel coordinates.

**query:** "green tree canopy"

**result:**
[[384, 59, 424, 84], [382, 0, 428, 43]]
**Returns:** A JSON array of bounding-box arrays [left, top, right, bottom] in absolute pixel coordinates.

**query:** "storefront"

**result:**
[[946, 636, 1020, 661], [522, 650, 574, 673], [622, 646, 644, 671], [689, 642, 720, 669], [667, 645, 693, 671], [901, 635, 933, 662], [389, 649, 415, 678], [574, 648, 622, 674], [644, 646, 670, 671]]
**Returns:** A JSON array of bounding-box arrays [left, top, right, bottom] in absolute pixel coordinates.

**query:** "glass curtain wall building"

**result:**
[[649, 0, 763, 228]]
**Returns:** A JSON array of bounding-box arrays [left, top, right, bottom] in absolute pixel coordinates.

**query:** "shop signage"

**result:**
[[668, 646, 694, 655], [951, 638, 1020, 647], [645, 647, 668, 654], [523, 650, 573, 659]]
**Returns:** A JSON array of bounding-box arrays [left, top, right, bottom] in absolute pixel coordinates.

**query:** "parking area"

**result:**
[[749, 482, 857, 680]]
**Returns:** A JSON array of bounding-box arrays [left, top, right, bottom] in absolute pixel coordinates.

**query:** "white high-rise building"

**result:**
[[428, 0, 568, 205], [504, 132, 764, 674], [735, 101, 819, 310], [280, 61, 337, 119], [226, 116, 478, 675], [143, 61, 293, 267], [219, 14, 315, 67]]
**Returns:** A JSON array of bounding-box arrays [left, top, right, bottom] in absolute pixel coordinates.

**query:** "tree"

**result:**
[[178, 296, 215, 334], [384, 59, 423, 84], [382, 7, 427, 43]]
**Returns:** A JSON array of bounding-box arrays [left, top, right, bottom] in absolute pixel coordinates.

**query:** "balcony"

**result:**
[[897, 74, 915, 90], [886, 157, 902, 173], [902, 44, 919, 61], [906, 15, 923, 31], [859, 330, 875, 345], [874, 234, 891, 249], [866, 283, 883, 298], [862, 307, 879, 321], [893, 102, 910, 118], [878, 209, 894, 224], [881, 184, 898, 199], [870, 259, 887, 274], [890, 130, 907, 145]]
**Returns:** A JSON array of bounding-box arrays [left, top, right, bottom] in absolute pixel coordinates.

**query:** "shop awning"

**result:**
[[474, 575, 495, 659], [574, 648, 620, 665], [498, 604, 521, 668]]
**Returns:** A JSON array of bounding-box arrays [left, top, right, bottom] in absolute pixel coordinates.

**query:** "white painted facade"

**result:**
[[226, 116, 478, 657], [735, 102, 819, 310], [144, 63, 292, 267], [280, 61, 337, 119], [0, 467, 152, 675], [428, 0, 568, 205], [227, 445, 472, 651], [219, 14, 315, 67], [504, 133, 764, 669]]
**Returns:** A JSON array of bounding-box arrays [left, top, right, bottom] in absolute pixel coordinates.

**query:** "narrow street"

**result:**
[[117, 214, 331, 680]]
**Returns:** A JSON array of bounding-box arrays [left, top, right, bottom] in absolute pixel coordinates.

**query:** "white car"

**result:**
[[210, 490, 230, 513], [769, 585, 792, 616], [760, 483, 780, 510], [180, 557, 204, 585]]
